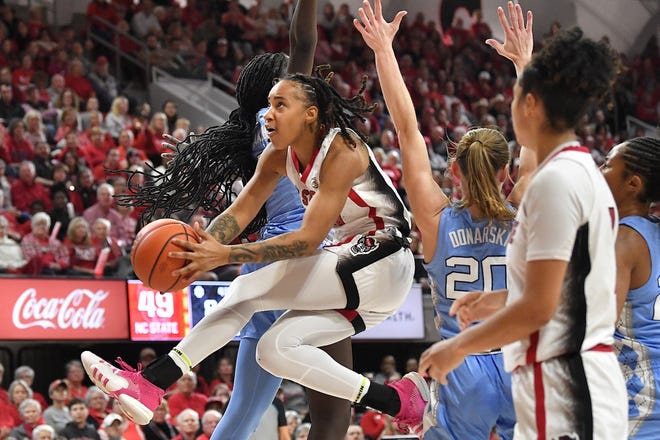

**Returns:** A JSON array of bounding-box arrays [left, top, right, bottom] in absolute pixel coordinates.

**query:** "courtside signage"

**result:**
[[0, 278, 129, 340], [127, 280, 190, 341], [353, 284, 424, 340]]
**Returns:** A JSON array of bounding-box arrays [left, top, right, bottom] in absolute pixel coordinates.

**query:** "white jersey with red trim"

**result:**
[[285, 128, 411, 243], [503, 142, 618, 371]]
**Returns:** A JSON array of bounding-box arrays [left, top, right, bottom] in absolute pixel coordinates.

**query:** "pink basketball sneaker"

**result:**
[[388, 372, 429, 436], [81, 351, 164, 425]]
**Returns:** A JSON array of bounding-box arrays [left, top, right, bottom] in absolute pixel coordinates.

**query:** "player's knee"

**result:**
[[255, 330, 295, 376]]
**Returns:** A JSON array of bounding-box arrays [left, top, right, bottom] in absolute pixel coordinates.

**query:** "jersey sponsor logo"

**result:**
[[447, 225, 509, 248], [300, 189, 316, 206], [350, 235, 380, 256]]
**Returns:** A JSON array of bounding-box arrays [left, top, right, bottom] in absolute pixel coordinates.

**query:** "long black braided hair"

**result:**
[[116, 53, 288, 236], [283, 66, 377, 147]]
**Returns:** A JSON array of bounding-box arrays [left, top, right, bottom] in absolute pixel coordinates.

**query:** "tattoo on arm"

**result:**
[[207, 215, 241, 244], [229, 240, 310, 263]]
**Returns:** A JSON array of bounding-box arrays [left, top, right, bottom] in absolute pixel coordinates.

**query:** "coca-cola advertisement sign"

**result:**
[[0, 279, 129, 340]]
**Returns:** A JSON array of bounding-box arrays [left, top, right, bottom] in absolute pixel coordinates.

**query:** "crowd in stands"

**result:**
[[0, 350, 421, 440], [0, 0, 656, 280], [0, 2, 655, 439]]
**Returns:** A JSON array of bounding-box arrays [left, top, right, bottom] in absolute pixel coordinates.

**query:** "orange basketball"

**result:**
[[130, 219, 200, 292]]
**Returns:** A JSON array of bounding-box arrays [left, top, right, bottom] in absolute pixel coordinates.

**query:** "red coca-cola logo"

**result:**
[[0, 279, 129, 340], [12, 288, 108, 330]]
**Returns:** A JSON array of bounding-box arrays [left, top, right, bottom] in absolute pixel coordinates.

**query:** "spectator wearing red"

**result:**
[[116, 130, 145, 165], [635, 88, 659, 124], [63, 216, 97, 276], [0, 397, 13, 437], [27, 6, 47, 39], [360, 410, 387, 440], [85, 387, 110, 429], [21, 212, 69, 275], [54, 107, 82, 144], [84, 126, 114, 169], [64, 59, 95, 102], [133, 111, 168, 166], [0, 183, 31, 241], [84, 110, 116, 149], [167, 372, 208, 421], [64, 360, 88, 403], [90, 217, 123, 276], [0, 214, 27, 273], [470, 9, 492, 41], [6, 118, 34, 165], [380, 150, 402, 190], [6, 379, 32, 427], [11, 161, 51, 213], [181, 0, 206, 29], [195, 410, 221, 440], [13, 365, 49, 413], [93, 147, 123, 184], [47, 49, 69, 77], [208, 357, 234, 393], [11, 53, 34, 101], [82, 182, 132, 246], [0, 125, 10, 165], [86, 0, 119, 29], [115, 19, 141, 54]]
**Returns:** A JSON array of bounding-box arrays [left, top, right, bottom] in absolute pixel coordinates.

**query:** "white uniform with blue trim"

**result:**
[[614, 215, 660, 439]]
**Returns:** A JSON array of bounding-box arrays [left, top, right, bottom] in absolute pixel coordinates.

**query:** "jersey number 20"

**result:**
[[445, 256, 507, 300]]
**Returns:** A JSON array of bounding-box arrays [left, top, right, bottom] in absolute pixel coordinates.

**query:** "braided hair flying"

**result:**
[[117, 53, 288, 236]]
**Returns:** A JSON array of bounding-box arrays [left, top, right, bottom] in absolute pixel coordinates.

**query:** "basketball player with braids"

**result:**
[[82, 61, 428, 434], [418, 4, 628, 439], [353, 1, 538, 438], [112, 2, 353, 439], [602, 136, 660, 439]]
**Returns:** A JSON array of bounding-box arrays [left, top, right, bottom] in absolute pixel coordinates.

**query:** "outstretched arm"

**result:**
[[354, 0, 449, 262], [486, 1, 534, 76], [491, 1, 536, 207], [287, 0, 318, 75]]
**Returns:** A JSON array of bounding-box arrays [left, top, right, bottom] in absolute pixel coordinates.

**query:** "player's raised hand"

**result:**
[[353, 0, 407, 53], [485, 1, 534, 75], [161, 132, 195, 166]]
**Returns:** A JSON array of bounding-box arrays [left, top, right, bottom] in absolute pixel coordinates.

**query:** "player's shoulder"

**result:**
[[533, 156, 592, 191]]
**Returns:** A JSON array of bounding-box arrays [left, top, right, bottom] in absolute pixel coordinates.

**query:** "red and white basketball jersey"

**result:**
[[285, 128, 411, 243], [503, 142, 618, 371]]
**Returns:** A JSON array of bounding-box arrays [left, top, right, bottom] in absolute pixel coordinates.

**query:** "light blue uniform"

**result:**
[[213, 108, 305, 440], [614, 215, 660, 439], [423, 206, 515, 440]]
